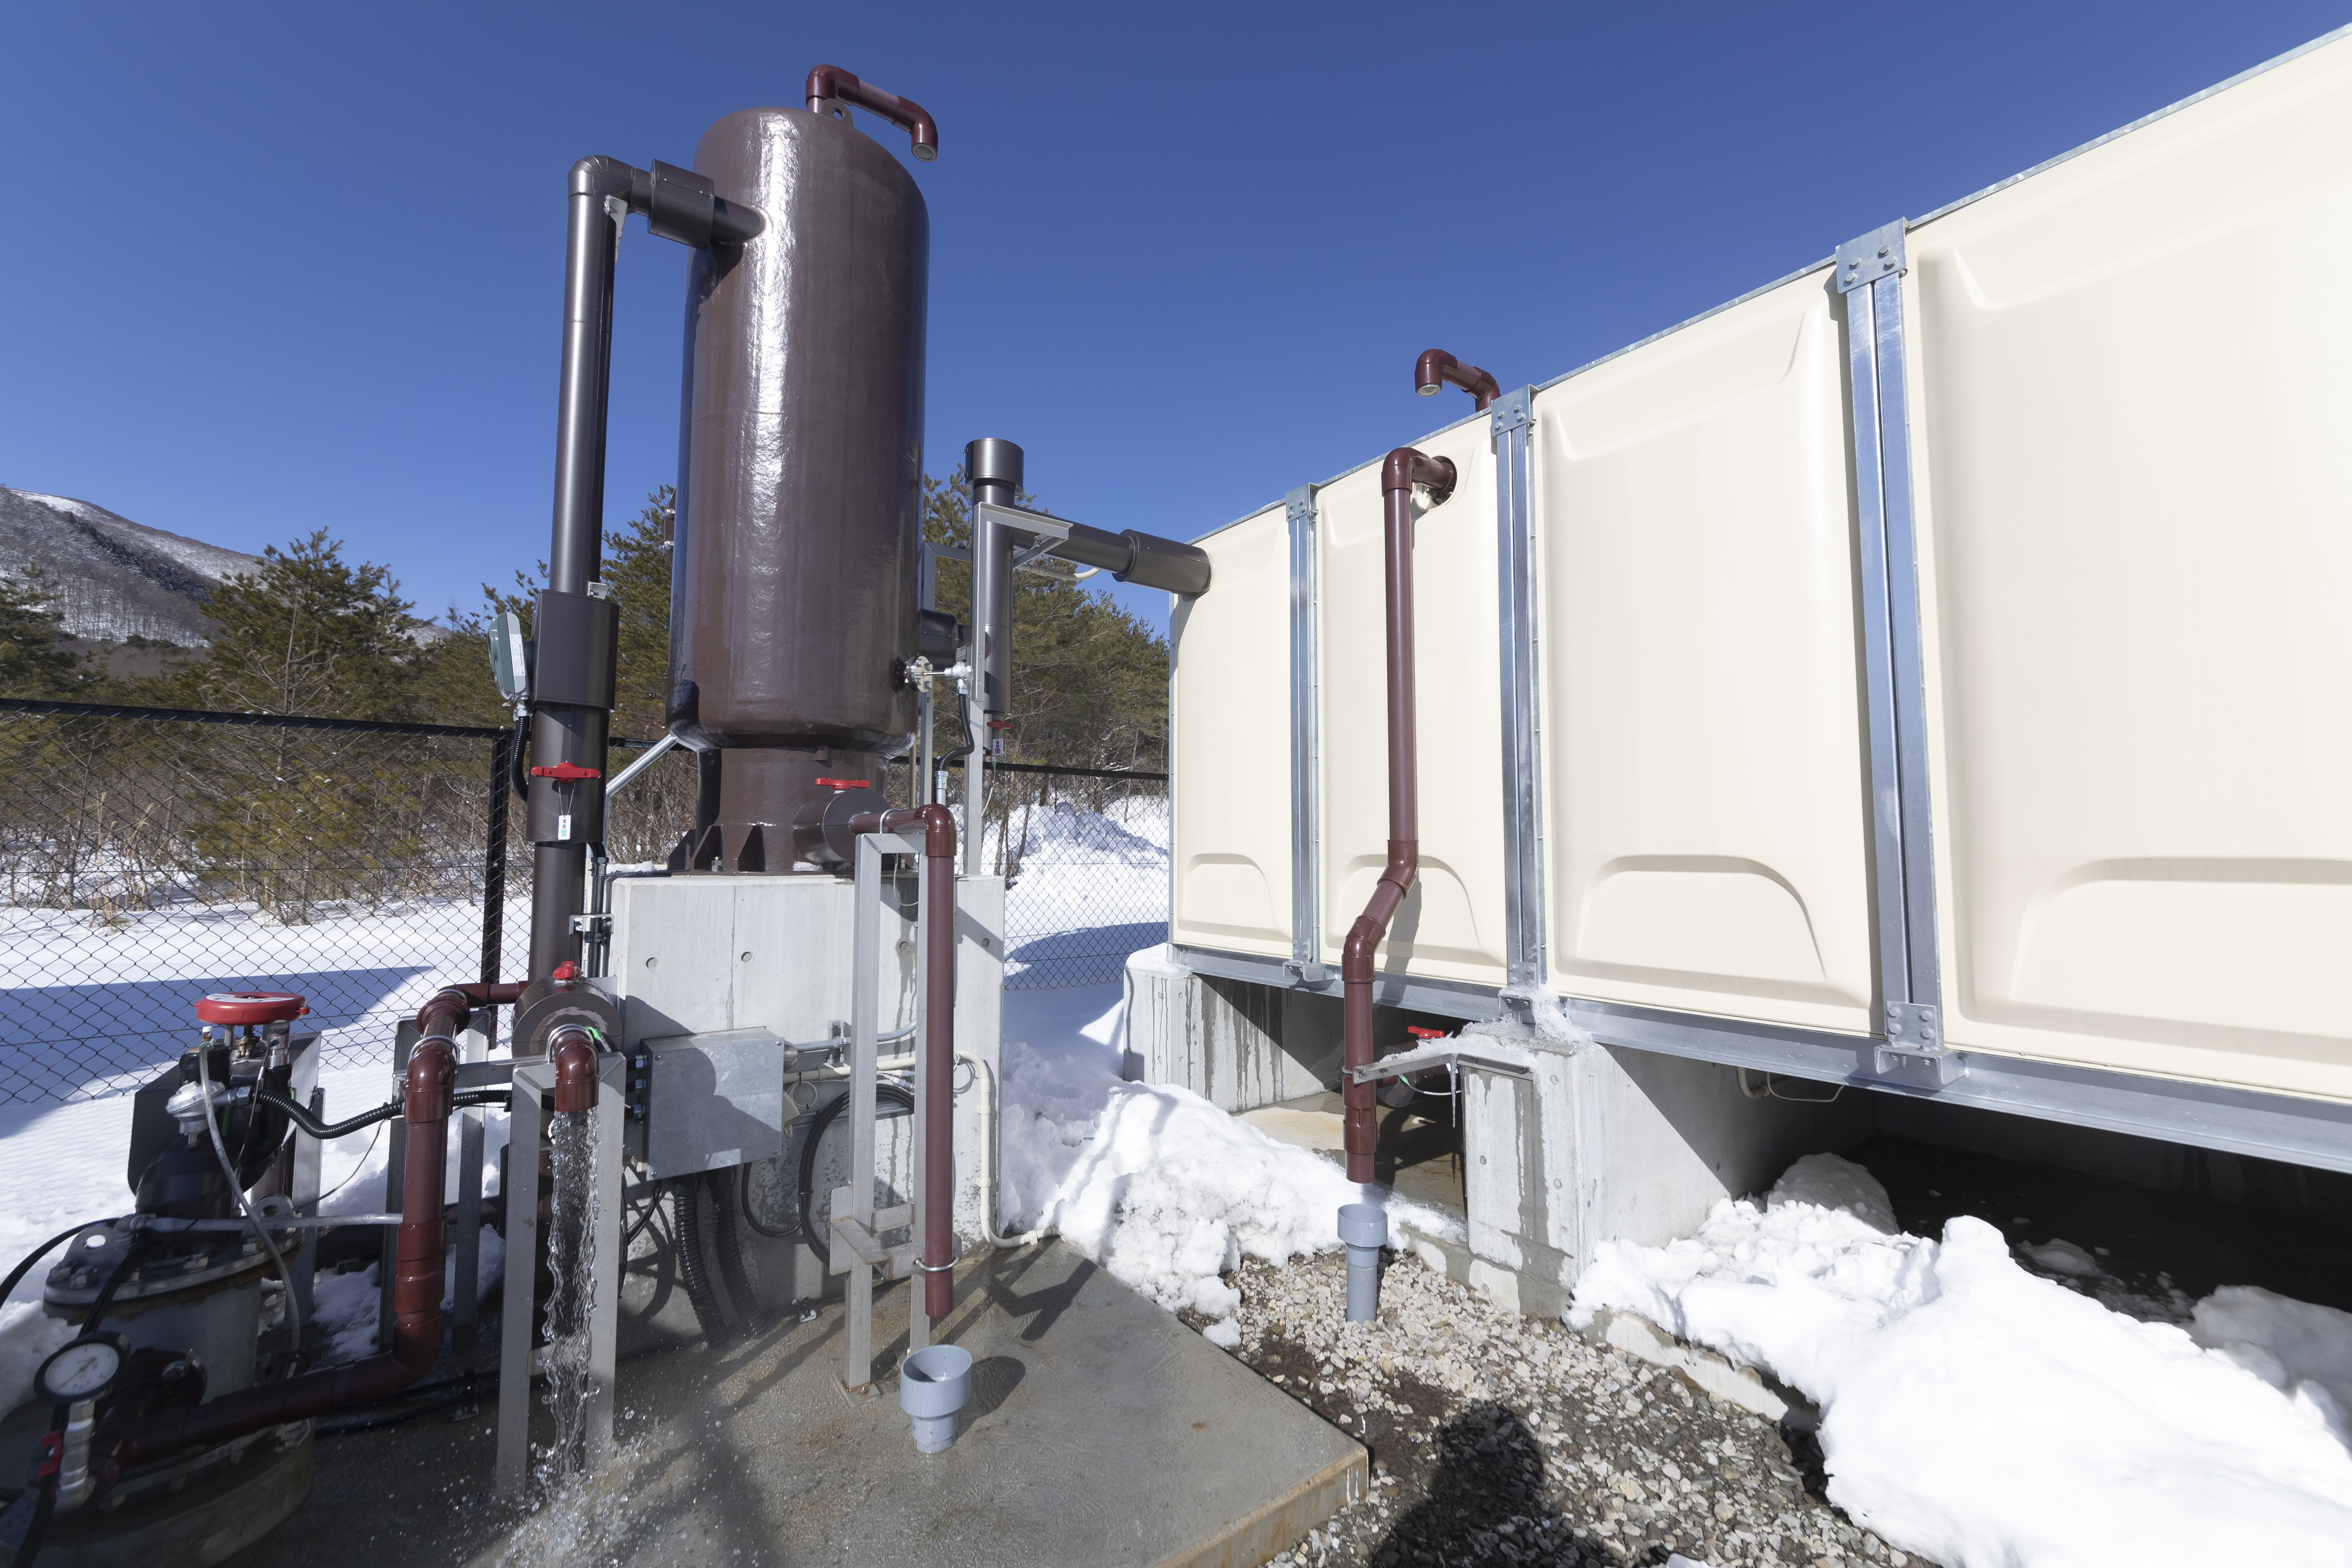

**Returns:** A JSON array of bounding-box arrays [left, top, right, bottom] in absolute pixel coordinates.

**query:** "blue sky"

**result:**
[[4, 2, 2344, 635]]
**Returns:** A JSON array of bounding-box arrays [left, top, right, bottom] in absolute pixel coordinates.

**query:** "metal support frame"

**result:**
[[1838, 219, 1950, 1083], [495, 1048, 625, 1495], [1285, 484, 1323, 983], [452, 1022, 485, 1349], [1174, 941, 2352, 1174], [836, 829, 927, 1402], [1491, 387, 1545, 996]]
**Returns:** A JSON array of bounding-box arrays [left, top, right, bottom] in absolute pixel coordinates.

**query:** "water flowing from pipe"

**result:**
[[540, 1108, 600, 1482]]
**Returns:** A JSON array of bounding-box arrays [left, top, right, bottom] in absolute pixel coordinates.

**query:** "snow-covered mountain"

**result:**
[[0, 487, 261, 646]]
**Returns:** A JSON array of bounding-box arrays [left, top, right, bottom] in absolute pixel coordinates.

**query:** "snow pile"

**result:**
[[998, 987, 1460, 1325], [1571, 1154, 2352, 1567]]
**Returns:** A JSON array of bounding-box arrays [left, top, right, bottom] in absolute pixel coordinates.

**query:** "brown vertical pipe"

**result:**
[[850, 804, 960, 1317], [1341, 448, 1458, 1183]]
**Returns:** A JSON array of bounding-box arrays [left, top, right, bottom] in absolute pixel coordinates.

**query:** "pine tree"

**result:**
[[433, 487, 678, 737], [0, 568, 82, 698], [142, 530, 425, 720], [919, 470, 1170, 772]]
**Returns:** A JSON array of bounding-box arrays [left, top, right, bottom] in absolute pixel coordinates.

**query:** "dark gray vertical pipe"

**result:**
[[527, 158, 630, 979], [965, 438, 1022, 717]]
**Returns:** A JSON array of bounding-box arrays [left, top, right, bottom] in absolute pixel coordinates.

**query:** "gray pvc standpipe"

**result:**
[[1338, 1203, 1388, 1322], [899, 1343, 973, 1454]]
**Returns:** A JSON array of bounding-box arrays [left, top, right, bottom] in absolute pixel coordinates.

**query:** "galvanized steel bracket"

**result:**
[[1872, 1002, 1963, 1085], [1345, 1042, 1534, 1084], [1836, 220, 1908, 293], [1488, 385, 1533, 440]]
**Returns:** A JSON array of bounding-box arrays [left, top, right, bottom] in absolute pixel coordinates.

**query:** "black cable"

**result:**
[[797, 1081, 916, 1269], [6, 1420, 61, 1568], [669, 1180, 732, 1347], [707, 1171, 766, 1340], [508, 711, 531, 803], [255, 1086, 507, 1142], [738, 1159, 797, 1240], [83, 1232, 151, 1336], [258, 1086, 403, 1141], [315, 1370, 497, 1435], [0, 1225, 91, 1312]]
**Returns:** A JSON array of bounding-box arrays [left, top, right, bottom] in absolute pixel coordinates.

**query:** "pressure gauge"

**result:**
[[36, 1335, 125, 1405]]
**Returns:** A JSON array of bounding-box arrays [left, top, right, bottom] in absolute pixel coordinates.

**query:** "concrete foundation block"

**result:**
[[1452, 1019, 1867, 1305], [1124, 945, 1339, 1112]]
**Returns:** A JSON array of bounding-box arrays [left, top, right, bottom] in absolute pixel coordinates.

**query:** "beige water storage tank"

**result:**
[[1314, 419, 1506, 987], [1531, 269, 1874, 1037], [1902, 35, 2352, 1099], [1170, 25, 2352, 1113], [1170, 503, 1292, 957]]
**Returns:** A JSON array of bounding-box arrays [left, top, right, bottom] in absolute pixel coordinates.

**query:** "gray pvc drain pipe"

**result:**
[[1338, 1203, 1388, 1322], [900, 1343, 974, 1453]]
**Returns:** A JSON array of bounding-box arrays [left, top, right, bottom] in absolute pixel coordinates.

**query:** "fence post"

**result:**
[[482, 728, 512, 1009]]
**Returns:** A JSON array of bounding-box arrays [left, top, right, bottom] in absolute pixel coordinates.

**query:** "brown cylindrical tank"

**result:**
[[668, 104, 928, 869]]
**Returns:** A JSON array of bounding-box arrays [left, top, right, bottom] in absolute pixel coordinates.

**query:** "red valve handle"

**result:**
[[550, 961, 580, 981], [529, 761, 603, 783], [195, 991, 310, 1025], [815, 777, 870, 789], [1405, 1025, 1449, 1039]]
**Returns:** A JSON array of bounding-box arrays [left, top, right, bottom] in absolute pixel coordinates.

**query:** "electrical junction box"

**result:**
[[633, 1027, 792, 1179]]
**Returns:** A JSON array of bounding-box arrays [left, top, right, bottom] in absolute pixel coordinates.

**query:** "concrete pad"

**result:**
[[233, 1240, 1364, 1568]]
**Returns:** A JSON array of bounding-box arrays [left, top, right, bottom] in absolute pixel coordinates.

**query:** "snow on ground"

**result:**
[[1569, 1152, 2352, 1567], [999, 982, 1460, 1325]]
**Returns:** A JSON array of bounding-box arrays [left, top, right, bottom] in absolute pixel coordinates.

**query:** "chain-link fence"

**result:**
[[975, 762, 1170, 991], [0, 700, 1168, 1106]]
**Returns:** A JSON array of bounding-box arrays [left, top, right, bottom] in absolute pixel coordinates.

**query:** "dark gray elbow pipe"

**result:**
[[1053, 523, 1212, 596], [967, 439, 1022, 716], [529, 154, 767, 977]]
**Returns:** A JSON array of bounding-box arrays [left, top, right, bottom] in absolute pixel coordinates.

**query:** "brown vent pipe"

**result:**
[[1341, 448, 1458, 1183], [806, 65, 940, 161], [94, 985, 495, 1481], [1415, 349, 1500, 412], [847, 803, 959, 1318]]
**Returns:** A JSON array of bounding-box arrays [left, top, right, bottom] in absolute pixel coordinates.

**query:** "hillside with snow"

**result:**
[[0, 486, 260, 646]]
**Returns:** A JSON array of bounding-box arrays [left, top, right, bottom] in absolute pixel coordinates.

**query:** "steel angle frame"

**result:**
[[1171, 941, 2352, 1174], [1491, 387, 1545, 995], [496, 1047, 625, 1495], [1837, 219, 1951, 1082], [1285, 484, 1325, 984], [837, 827, 925, 1402]]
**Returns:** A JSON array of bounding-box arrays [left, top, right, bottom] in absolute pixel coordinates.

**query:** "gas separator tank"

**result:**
[[667, 105, 927, 758]]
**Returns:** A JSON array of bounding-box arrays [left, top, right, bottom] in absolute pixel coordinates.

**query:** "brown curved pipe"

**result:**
[[1415, 349, 1501, 413], [99, 1037, 457, 1477], [552, 1027, 600, 1114], [806, 65, 940, 162], [414, 982, 527, 1045], [1341, 448, 1459, 1183], [846, 804, 958, 1316]]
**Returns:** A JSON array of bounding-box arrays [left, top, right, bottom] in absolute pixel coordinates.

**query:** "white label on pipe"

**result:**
[[557, 814, 572, 840]]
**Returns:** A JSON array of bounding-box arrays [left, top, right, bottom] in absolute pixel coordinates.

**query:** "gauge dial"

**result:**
[[36, 1336, 123, 1403]]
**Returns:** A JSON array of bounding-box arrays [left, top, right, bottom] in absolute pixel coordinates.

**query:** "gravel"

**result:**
[[1185, 1249, 1939, 1568]]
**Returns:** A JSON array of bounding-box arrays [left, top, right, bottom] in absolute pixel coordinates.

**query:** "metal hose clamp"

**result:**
[[912, 1248, 961, 1275]]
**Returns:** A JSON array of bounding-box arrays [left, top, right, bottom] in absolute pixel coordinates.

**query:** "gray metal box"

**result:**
[[640, 1027, 790, 1179]]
